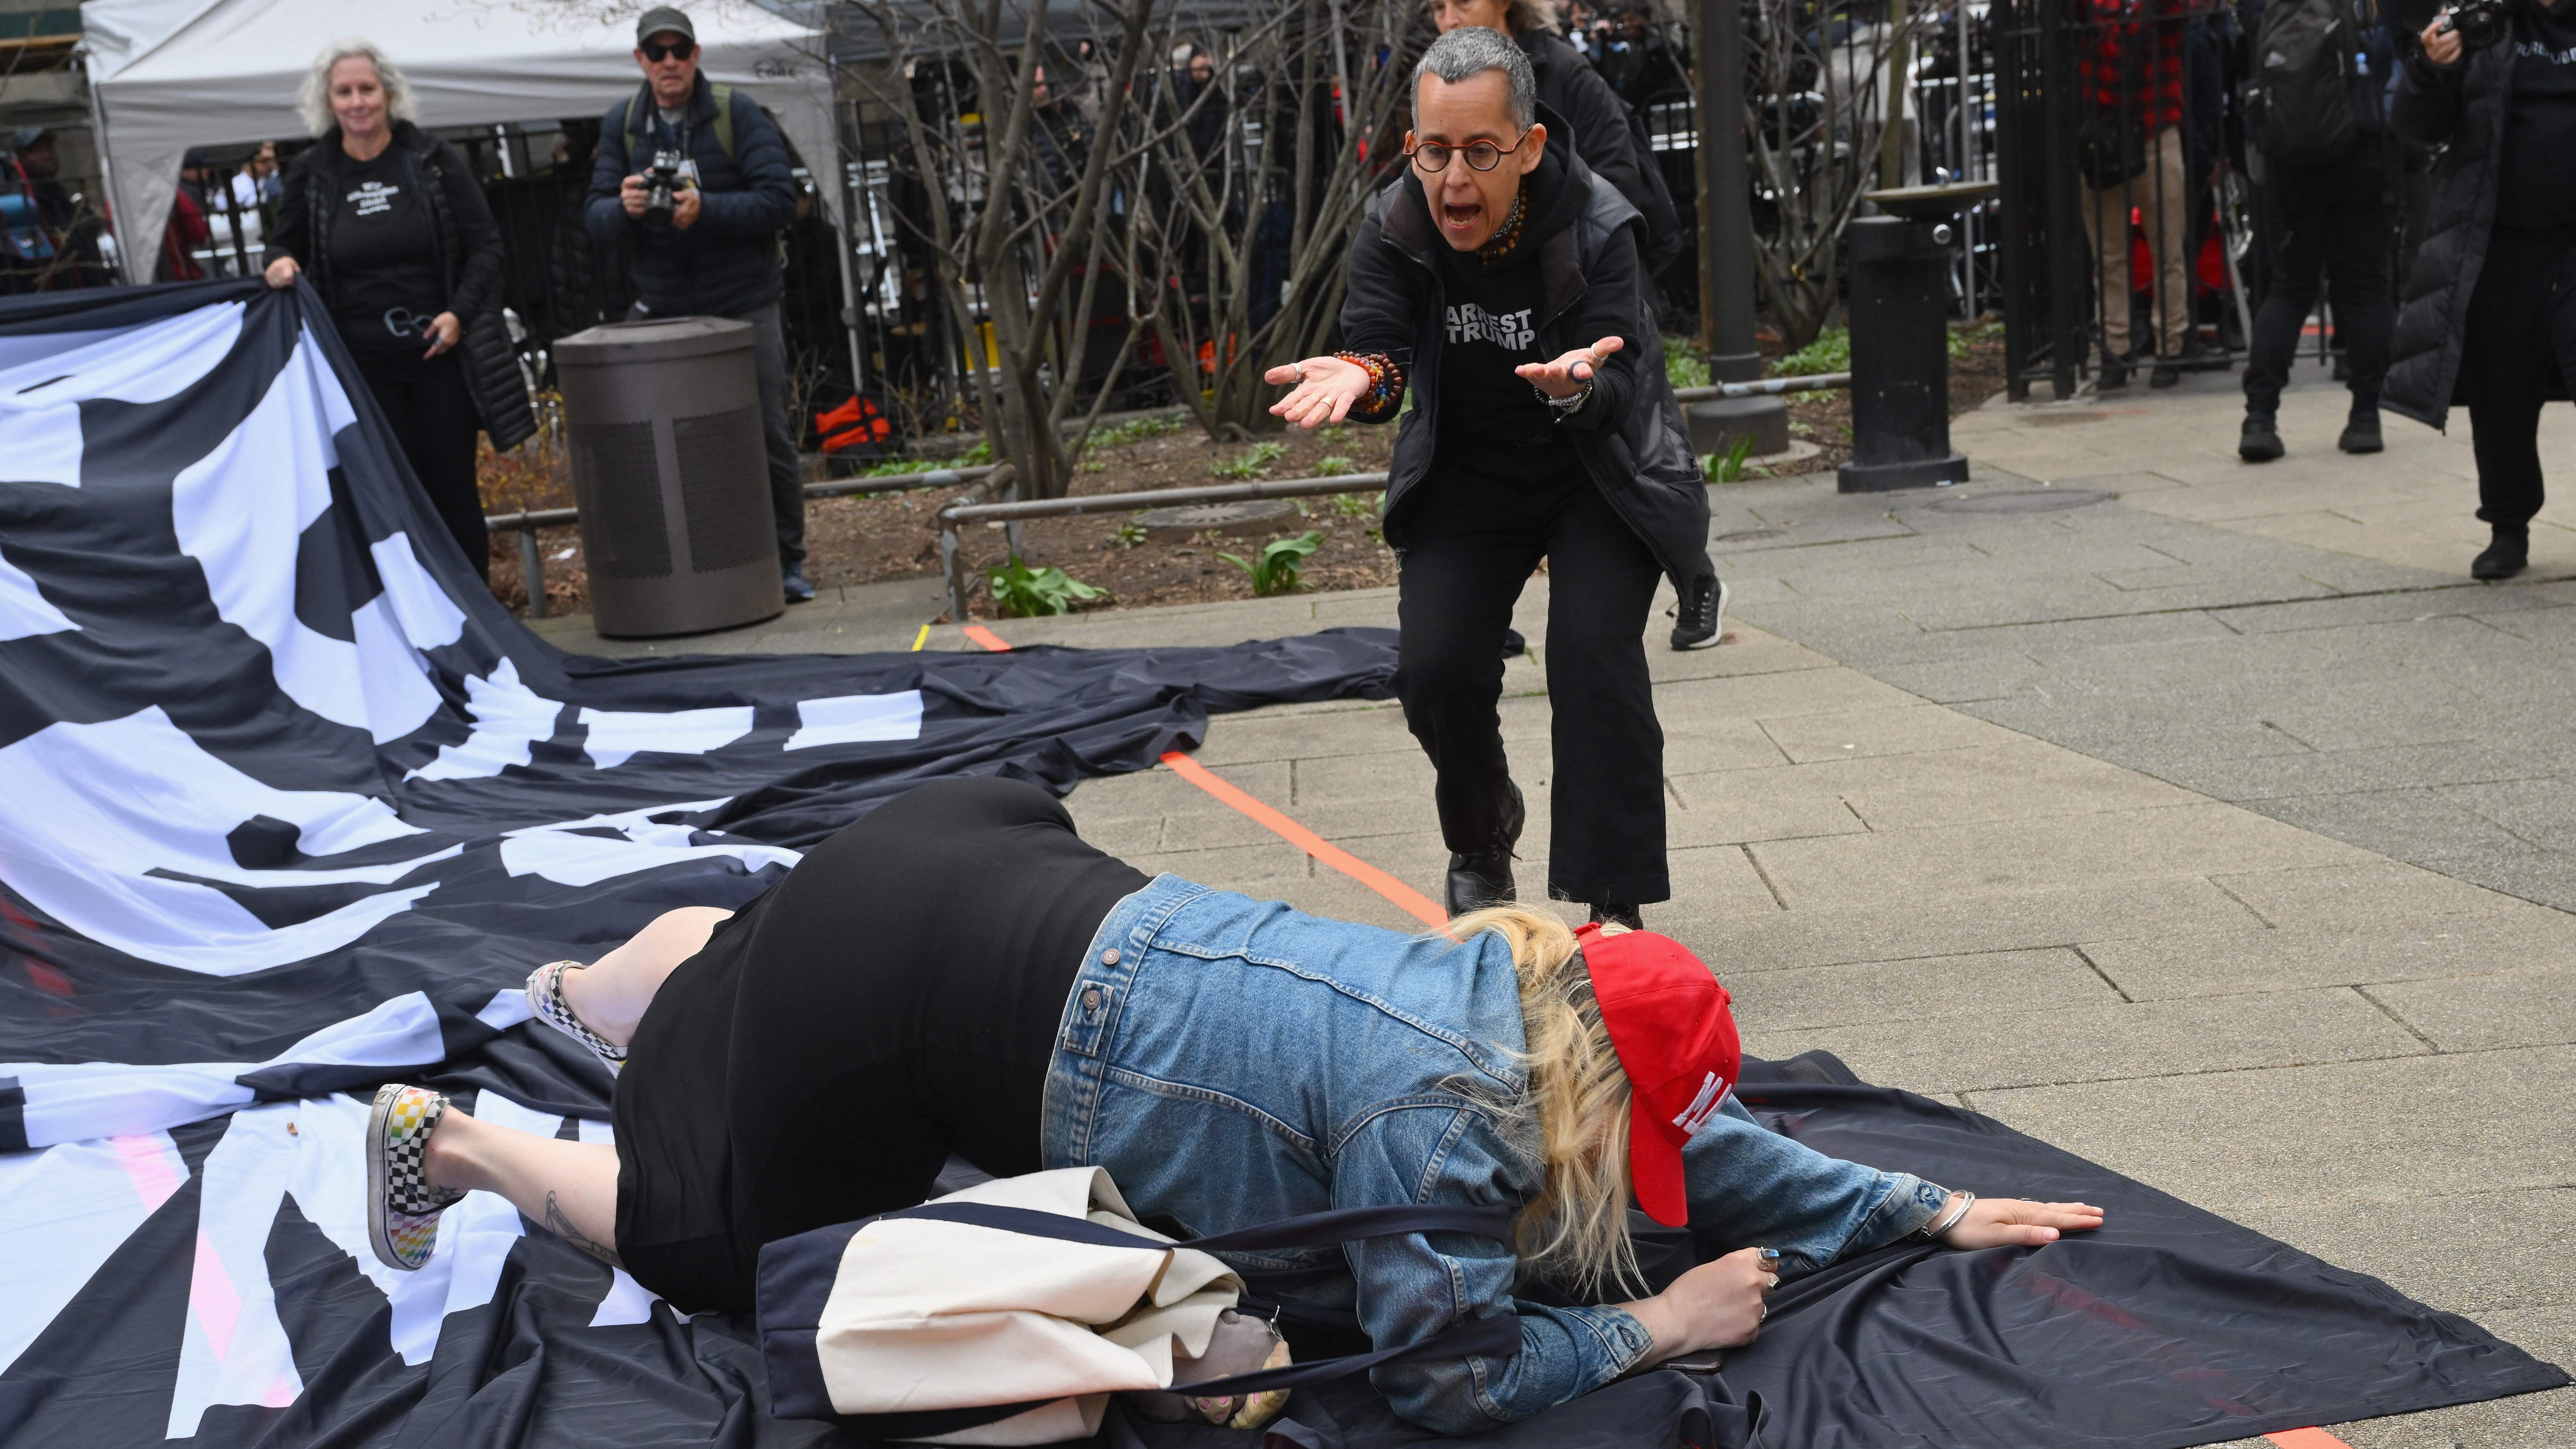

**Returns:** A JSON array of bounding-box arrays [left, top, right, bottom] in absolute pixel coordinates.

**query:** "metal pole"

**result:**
[[516, 513, 547, 620], [2036, 0, 2084, 399], [1881, 0, 1909, 191], [941, 519, 969, 623], [1695, 0, 1759, 382]]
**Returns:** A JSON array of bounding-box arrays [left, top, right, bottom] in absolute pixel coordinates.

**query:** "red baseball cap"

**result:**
[[1577, 923, 1741, 1228]]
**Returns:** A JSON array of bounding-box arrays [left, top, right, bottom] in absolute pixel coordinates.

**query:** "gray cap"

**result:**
[[636, 6, 695, 43]]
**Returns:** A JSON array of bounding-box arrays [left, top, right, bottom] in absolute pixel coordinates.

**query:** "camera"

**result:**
[[641, 149, 684, 228], [2437, 0, 2510, 51]]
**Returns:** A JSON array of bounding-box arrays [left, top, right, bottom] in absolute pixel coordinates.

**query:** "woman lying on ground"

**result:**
[[367, 776, 2101, 1435]]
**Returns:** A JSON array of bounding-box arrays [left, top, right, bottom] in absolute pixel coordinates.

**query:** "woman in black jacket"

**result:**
[[2384, 5, 2576, 579], [265, 40, 532, 581]]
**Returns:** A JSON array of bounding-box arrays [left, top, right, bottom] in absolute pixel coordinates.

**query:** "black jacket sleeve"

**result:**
[[1558, 218, 1647, 434], [587, 96, 638, 247], [694, 90, 800, 239], [1337, 191, 1427, 421], [1526, 34, 1665, 243], [268, 154, 318, 267], [432, 139, 506, 320], [2391, 44, 2470, 149]]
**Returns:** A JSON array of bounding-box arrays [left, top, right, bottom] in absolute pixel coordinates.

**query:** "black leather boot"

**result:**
[[2239, 414, 2283, 462], [2473, 527, 2529, 581], [1444, 781, 1526, 918], [1588, 902, 1643, 931], [2338, 410, 2383, 454]]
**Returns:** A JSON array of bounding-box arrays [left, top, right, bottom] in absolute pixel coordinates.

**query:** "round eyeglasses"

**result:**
[[1406, 131, 1532, 174]]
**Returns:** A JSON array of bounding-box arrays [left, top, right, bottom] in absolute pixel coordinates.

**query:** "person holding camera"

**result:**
[[266, 40, 535, 581], [2385, 0, 2576, 578], [585, 7, 809, 601]]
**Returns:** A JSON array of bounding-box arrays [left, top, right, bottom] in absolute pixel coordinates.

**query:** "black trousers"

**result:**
[[1393, 467, 1669, 905], [2245, 142, 2396, 420], [2463, 231, 2576, 531], [358, 352, 487, 580]]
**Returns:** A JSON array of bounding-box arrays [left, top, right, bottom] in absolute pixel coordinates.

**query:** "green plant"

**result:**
[[1219, 530, 1327, 596], [1091, 413, 1187, 448], [1316, 454, 1357, 474], [987, 554, 1106, 617], [1700, 434, 1760, 483], [1664, 335, 1711, 390], [1775, 328, 1850, 377], [1111, 521, 1148, 548], [1209, 441, 1290, 480], [1331, 491, 1380, 519], [1317, 424, 1350, 447]]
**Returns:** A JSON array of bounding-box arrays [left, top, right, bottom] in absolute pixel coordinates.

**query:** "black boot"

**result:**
[[1588, 902, 1643, 931], [2149, 358, 2181, 389], [1669, 569, 1729, 651], [2338, 410, 2383, 454], [2473, 527, 2529, 581], [2098, 351, 2131, 390], [1444, 781, 1526, 918], [2239, 414, 2284, 462]]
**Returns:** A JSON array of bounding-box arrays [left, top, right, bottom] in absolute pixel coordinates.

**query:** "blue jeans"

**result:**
[[1041, 876, 1946, 1434]]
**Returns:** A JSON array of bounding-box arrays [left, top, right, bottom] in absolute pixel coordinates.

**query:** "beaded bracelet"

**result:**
[[1332, 351, 1406, 421]]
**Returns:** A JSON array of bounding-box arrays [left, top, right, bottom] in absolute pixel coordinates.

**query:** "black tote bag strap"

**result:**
[[1158, 1309, 1523, 1397], [876, 1199, 1516, 1253]]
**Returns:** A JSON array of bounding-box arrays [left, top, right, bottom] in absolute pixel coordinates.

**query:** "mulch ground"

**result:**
[[477, 325, 2010, 621]]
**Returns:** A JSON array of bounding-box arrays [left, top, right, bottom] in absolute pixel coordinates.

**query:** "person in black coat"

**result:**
[[584, 7, 809, 600], [2384, 0, 2576, 579], [266, 41, 534, 583], [1265, 29, 1712, 929]]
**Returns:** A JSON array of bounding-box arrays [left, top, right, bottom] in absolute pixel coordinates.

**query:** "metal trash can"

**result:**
[[554, 317, 783, 637]]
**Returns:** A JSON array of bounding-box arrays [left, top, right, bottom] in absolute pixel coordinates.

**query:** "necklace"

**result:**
[[1478, 184, 1529, 265]]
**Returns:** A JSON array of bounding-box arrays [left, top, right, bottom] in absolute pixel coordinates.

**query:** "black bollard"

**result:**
[[1837, 213, 1971, 493]]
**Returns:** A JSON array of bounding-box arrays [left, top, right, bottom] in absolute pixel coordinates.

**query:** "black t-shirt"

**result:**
[[2498, 4, 2576, 238], [1429, 151, 1587, 489], [323, 148, 446, 364]]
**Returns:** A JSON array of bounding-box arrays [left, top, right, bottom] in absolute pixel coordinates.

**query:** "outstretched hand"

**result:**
[[1515, 335, 1623, 400], [1938, 1196, 2105, 1250], [1265, 355, 1372, 429]]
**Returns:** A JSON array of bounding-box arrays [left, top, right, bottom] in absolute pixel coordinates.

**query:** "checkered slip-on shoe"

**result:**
[[367, 1084, 465, 1271], [525, 960, 626, 1074]]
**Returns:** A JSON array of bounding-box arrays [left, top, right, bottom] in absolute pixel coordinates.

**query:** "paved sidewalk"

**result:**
[[516, 369, 2573, 1440]]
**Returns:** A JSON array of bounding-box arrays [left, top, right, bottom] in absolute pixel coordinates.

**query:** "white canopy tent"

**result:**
[[83, 0, 843, 285]]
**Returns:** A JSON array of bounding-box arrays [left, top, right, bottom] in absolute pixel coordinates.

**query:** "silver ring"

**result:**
[[1757, 1302, 1768, 1320], [1765, 1273, 1779, 1290]]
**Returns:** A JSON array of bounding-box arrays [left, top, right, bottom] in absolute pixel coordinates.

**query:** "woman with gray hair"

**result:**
[[264, 40, 531, 581]]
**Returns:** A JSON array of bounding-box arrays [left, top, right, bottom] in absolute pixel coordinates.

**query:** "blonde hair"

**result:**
[[1505, 0, 1563, 34], [1449, 904, 1640, 1297], [298, 40, 420, 137]]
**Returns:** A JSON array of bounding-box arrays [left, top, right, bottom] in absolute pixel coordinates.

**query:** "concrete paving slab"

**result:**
[[1746, 803, 2368, 912], [2368, 964, 2576, 1053], [1754, 986, 2427, 1096], [1725, 946, 2119, 1034], [1754, 702, 2025, 763], [2076, 908, 2576, 1000], [1969, 1047, 2576, 1210]]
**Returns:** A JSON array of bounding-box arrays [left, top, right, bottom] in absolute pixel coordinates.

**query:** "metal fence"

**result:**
[[1987, 0, 2267, 400]]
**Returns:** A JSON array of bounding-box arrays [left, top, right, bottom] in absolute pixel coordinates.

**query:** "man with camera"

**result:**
[[2385, 0, 2576, 578], [586, 7, 811, 601]]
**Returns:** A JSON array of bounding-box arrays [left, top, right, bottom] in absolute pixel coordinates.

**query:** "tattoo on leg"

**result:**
[[544, 1191, 622, 1268]]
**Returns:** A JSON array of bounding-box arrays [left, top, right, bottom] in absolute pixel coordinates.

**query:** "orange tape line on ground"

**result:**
[[2264, 1431, 2357, 1449], [1158, 751, 1448, 928], [964, 625, 1011, 652]]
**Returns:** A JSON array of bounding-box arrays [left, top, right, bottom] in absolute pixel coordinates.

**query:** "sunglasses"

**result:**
[[641, 38, 696, 61], [1406, 131, 1531, 174]]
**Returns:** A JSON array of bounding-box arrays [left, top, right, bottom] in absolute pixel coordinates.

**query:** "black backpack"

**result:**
[[2247, 0, 2362, 166]]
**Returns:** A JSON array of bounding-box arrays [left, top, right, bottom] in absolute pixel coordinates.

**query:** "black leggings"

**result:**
[[610, 778, 1149, 1313], [2462, 232, 2576, 532], [358, 353, 487, 580], [1392, 469, 1669, 905]]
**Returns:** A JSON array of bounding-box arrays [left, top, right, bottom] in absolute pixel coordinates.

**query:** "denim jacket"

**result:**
[[1040, 877, 1949, 1435]]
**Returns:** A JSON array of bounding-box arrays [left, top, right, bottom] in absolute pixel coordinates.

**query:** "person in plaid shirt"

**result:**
[[2078, 0, 2204, 387]]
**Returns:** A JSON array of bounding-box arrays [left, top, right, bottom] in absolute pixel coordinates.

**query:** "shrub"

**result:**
[[1775, 328, 1850, 377], [1209, 441, 1290, 480], [987, 554, 1106, 617], [1219, 530, 1327, 596]]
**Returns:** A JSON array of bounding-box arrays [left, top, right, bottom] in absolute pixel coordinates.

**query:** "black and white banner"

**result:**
[[0, 278, 1397, 1445]]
